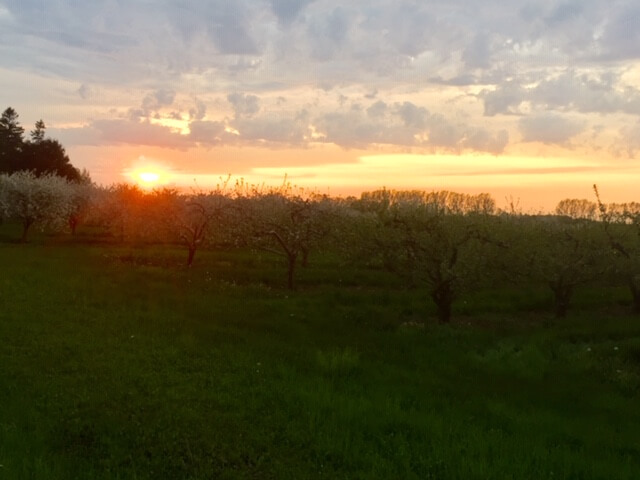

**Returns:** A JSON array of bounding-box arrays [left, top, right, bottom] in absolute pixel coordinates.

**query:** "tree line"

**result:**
[[1, 171, 639, 323], [0, 107, 83, 182]]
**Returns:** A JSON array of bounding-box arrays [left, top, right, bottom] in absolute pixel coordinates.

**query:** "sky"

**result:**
[[1, 0, 639, 210]]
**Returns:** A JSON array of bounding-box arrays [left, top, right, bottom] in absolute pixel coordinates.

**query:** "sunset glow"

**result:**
[[124, 158, 172, 189], [137, 171, 160, 184], [2, 1, 639, 210]]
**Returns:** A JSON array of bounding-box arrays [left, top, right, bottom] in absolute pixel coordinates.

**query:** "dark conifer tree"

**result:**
[[0, 107, 25, 173], [0, 108, 81, 181]]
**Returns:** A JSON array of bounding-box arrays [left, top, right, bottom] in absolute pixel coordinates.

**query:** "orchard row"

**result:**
[[1, 171, 639, 322]]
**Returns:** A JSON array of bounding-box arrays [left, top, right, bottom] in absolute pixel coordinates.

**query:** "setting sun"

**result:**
[[138, 171, 160, 184], [123, 161, 172, 189]]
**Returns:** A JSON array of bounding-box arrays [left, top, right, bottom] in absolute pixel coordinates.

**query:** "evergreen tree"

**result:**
[[0, 107, 25, 173], [21, 136, 81, 182], [30, 119, 46, 144], [1, 108, 82, 181]]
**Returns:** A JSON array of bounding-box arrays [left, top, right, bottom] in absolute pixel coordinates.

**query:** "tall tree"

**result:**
[[0, 107, 25, 173], [30, 119, 46, 144], [21, 121, 81, 182], [0, 108, 81, 181]]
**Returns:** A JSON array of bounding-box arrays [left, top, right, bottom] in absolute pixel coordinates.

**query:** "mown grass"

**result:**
[[1, 225, 639, 479]]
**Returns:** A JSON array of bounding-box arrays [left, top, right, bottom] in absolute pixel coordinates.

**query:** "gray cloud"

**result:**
[[142, 89, 176, 112], [482, 70, 640, 117], [315, 100, 508, 154], [600, 3, 640, 60], [188, 120, 236, 146], [519, 113, 585, 145], [227, 93, 261, 119], [270, 0, 316, 25], [482, 82, 527, 116], [189, 99, 207, 121], [231, 109, 311, 146], [3, 0, 639, 158], [462, 32, 493, 70], [205, 3, 260, 55], [307, 7, 352, 61], [618, 120, 640, 156], [462, 128, 509, 155], [90, 119, 192, 149], [366, 101, 387, 118], [77, 83, 91, 100], [394, 102, 428, 129], [316, 110, 415, 148]]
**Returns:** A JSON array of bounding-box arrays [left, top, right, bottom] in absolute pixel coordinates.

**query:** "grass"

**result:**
[[1, 225, 639, 478]]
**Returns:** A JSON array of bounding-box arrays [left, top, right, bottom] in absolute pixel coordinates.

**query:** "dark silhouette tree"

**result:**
[[0, 108, 81, 182], [20, 120, 81, 182], [30, 119, 46, 144], [0, 107, 25, 173]]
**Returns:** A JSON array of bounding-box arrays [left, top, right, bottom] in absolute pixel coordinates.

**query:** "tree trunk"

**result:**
[[20, 219, 33, 243], [69, 216, 78, 235], [187, 246, 196, 267], [550, 281, 573, 318], [431, 282, 453, 324]]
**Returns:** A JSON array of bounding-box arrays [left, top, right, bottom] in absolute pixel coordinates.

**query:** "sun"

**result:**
[[138, 171, 160, 184], [126, 165, 171, 189], [133, 170, 163, 189]]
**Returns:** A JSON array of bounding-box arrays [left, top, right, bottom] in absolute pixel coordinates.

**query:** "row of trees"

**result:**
[[0, 171, 92, 242], [0, 107, 83, 181], [1, 171, 639, 322]]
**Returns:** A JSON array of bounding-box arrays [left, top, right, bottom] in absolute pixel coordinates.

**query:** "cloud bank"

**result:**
[[1, 0, 639, 158]]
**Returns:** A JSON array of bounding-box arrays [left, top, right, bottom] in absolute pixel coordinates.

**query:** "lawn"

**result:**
[[1, 227, 639, 479]]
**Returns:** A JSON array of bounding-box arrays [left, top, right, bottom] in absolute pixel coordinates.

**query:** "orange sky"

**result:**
[[72, 142, 638, 212]]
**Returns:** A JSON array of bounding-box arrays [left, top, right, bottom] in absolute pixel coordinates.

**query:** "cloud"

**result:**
[[6, 0, 640, 163], [314, 100, 508, 154], [205, 3, 261, 55], [482, 82, 527, 116], [188, 120, 235, 146], [531, 71, 640, 115], [481, 70, 640, 117], [142, 89, 176, 112], [189, 99, 207, 121], [618, 120, 640, 156], [366, 101, 387, 118], [462, 128, 509, 155], [394, 102, 428, 129], [77, 83, 91, 99], [231, 109, 312, 146], [227, 93, 261, 118], [316, 111, 413, 148], [270, 0, 316, 25], [519, 113, 585, 145], [92, 119, 192, 149], [306, 7, 352, 61], [462, 32, 493, 70], [600, 4, 640, 60]]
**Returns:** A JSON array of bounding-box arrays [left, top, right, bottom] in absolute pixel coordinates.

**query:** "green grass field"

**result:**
[[1, 226, 640, 479]]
